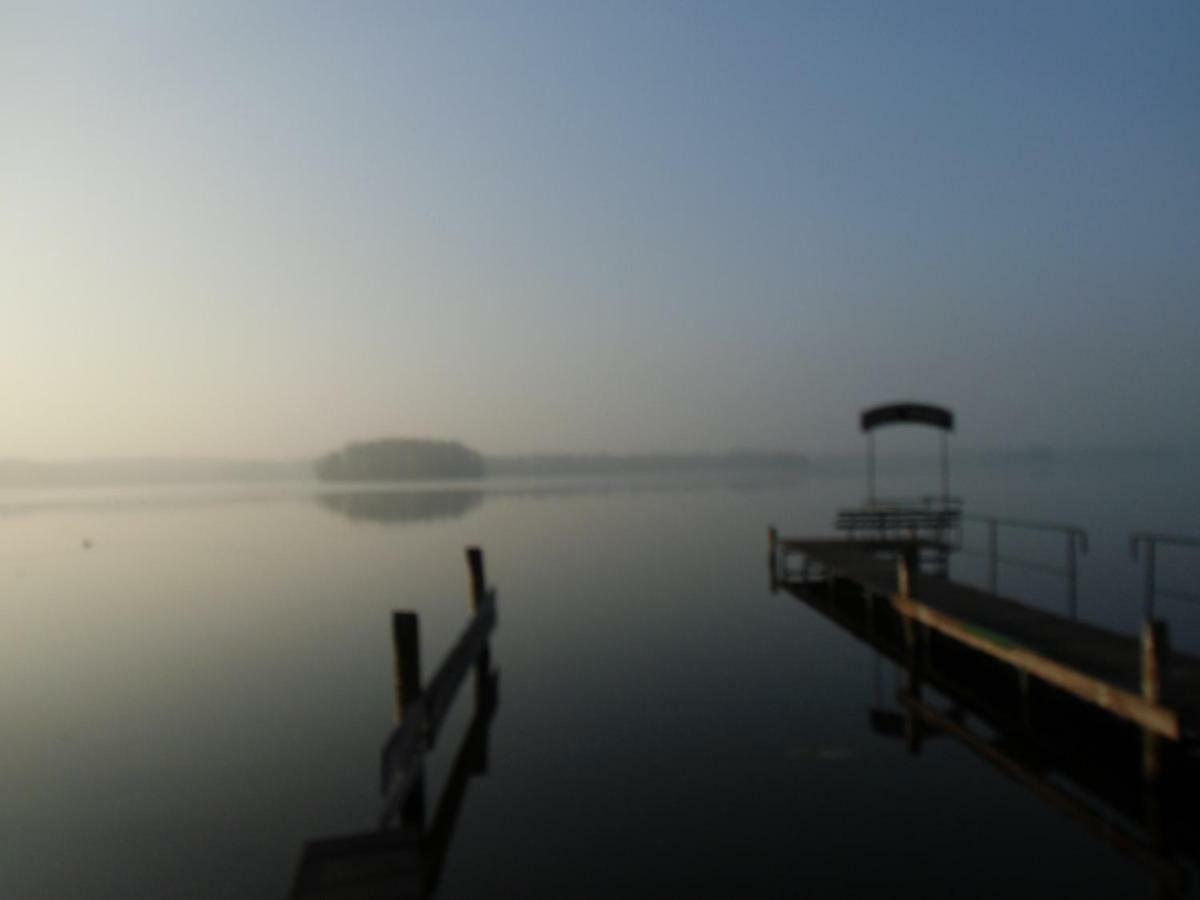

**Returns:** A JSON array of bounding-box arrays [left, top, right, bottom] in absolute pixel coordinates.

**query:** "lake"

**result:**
[[1, 453, 1197, 898]]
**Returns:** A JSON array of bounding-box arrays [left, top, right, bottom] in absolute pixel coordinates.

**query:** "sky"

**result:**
[[2, 2, 1198, 458]]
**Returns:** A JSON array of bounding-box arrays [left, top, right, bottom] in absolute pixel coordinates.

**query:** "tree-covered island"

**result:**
[[315, 439, 485, 481]]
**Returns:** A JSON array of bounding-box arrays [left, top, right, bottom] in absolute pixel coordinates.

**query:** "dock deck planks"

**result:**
[[777, 538, 1200, 740]]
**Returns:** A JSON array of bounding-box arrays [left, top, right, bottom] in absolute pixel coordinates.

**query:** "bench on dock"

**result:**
[[835, 507, 960, 539]]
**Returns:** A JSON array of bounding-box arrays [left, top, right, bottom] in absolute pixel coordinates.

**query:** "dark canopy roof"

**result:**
[[860, 402, 954, 433]]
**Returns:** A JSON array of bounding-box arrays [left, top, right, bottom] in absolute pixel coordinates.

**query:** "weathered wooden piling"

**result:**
[[389, 610, 426, 831], [896, 545, 925, 753], [466, 546, 492, 699], [466, 546, 486, 611], [896, 543, 919, 601], [1017, 669, 1033, 731], [391, 612, 422, 725], [1065, 532, 1080, 619], [1141, 620, 1171, 783], [1141, 620, 1171, 706]]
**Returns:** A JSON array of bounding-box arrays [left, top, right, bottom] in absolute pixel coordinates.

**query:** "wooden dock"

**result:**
[[290, 548, 499, 900], [785, 575, 1197, 896], [769, 531, 1200, 765]]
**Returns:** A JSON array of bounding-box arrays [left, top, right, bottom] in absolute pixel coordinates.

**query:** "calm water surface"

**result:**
[[1, 456, 1197, 898]]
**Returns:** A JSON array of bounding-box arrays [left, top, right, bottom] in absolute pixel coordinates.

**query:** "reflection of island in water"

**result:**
[[313, 473, 813, 527], [317, 489, 484, 525]]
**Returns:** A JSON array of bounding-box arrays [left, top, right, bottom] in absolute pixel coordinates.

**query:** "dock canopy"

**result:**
[[861, 402, 954, 433]]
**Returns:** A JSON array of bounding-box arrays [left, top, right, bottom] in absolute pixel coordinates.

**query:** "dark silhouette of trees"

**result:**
[[315, 439, 484, 481]]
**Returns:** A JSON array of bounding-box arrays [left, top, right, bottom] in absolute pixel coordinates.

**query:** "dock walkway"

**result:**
[[772, 536, 1200, 742]]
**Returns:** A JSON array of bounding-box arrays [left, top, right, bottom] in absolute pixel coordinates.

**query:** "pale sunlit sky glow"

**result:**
[[3, 2, 1198, 458]]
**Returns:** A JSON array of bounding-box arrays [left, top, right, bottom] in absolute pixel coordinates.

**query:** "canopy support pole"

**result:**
[[940, 432, 950, 504], [867, 432, 876, 505]]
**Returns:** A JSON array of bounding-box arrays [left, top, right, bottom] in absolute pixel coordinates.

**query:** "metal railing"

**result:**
[[862, 494, 964, 511], [959, 514, 1089, 617], [1130, 532, 1200, 619]]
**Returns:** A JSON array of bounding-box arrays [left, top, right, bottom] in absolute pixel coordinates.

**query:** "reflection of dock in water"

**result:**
[[783, 575, 1199, 897], [771, 534, 1200, 746], [289, 549, 498, 899]]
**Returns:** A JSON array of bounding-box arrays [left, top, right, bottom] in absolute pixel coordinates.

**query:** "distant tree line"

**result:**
[[484, 450, 807, 477], [0, 457, 308, 487], [315, 439, 484, 481]]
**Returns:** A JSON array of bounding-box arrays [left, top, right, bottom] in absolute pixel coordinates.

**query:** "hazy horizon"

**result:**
[[0, 437, 1191, 489], [4, 3, 1197, 459], [1, 436, 1197, 467]]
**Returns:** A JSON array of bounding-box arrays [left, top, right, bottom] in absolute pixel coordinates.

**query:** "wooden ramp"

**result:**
[[771, 536, 1200, 744]]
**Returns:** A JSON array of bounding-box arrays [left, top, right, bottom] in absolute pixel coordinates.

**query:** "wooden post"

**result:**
[[901, 618, 923, 756], [867, 432, 876, 505], [391, 611, 422, 725], [1141, 619, 1170, 705], [1143, 541, 1157, 621], [1017, 669, 1032, 731], [903, 698, 923, 755], [896, 544, 919, 601], [466, 546, 493, 703], [401, 770, 426, 834], [465, 546, 486, 613], [940, 431, 950, 505], [898, 541, 925, 756], [987, 519, 999, 595], [1141, 619, 1170, 784], [1065, 532, 1078, 619]]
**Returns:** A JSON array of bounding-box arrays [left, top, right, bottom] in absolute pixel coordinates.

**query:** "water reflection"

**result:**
[[316, 490, 484, 525], [311, 474, 807, 526], [784, 579, 1199, 897], [289, 668, 498, 899], [0, 473, 806, 524]]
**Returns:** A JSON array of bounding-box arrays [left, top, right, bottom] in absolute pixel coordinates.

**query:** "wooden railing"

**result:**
[[290, 547, 499, 899], [381, 547, 498, 821]]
